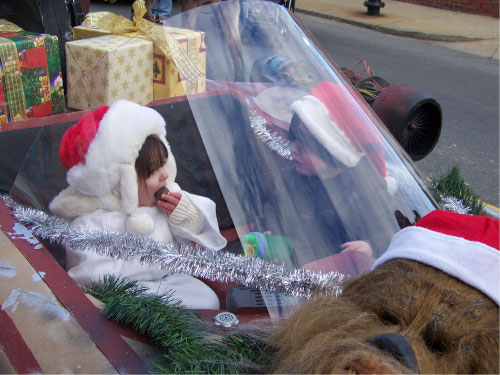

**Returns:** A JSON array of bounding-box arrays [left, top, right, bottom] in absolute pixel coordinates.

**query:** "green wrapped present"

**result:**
[[0, 28, 65, 124]]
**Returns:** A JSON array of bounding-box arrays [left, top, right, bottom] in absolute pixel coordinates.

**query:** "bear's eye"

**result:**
[[422, 320, 455, 355], [379, 310, 399, 326]]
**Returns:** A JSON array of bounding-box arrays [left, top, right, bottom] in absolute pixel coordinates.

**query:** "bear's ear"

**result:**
[[67, 162, 119, 197], [394, 210, 414, 229]]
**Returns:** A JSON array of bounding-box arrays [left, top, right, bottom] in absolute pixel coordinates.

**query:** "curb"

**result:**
[[295, 8, 496, 42], [482, 202, 500, 219]]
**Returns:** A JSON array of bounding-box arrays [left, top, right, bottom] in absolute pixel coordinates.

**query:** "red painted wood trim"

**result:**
[[0, 199, 149, 374], [0, 308, 42, 374], [0, 90, 229, 133], [221, 227, 239, 243], [0, 110, 87, 132]]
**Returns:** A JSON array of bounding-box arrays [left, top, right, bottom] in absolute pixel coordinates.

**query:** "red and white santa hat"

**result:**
[[289, 81, 387, 179], [50, 100, 179, 233], [372, 210, 500, 305]]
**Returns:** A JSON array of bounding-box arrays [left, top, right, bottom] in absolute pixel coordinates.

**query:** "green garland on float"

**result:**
[[430, 166, 486, 216], [86, 275, 274, 374]]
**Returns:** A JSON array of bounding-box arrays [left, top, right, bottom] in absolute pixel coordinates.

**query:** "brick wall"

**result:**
[[394, 0, 499, 17]]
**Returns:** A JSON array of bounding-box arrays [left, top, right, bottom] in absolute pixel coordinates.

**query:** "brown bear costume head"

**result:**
[[270, 210, 499, 374]]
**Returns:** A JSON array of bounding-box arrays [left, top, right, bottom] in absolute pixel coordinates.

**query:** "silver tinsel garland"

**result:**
[[3, 195, 345, 299], [249, 111, 293, 160], [439, 195, 471, 214]]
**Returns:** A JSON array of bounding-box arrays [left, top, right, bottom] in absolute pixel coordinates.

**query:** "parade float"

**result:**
[[2, 1, 491, 373]]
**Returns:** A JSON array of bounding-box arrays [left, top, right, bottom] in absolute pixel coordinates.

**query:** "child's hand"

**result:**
[[157, 192, 182, 215], [340, 240, 373, 257]]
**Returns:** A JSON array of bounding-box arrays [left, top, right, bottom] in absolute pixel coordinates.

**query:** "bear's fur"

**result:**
[[270, 259, 499, 374]]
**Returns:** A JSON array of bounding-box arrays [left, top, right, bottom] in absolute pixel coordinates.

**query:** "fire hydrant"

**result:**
[[364, 0, 385, 15]]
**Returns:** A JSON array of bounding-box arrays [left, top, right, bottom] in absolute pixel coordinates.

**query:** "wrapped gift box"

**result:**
[[66, 34, 153, 110], [152, 26, 206, 99], [73, 24, 206, 99], [0, 30, 65, 124], [72, 25, 112, 40]]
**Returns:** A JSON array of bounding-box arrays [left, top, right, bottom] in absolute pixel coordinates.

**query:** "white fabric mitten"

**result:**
[[168, 194, 203, 235]]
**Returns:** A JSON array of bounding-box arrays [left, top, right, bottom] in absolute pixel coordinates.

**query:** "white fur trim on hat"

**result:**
[[372, 226, 500, 305], [290, 95, 364, 168], [55, 100, 177, 218]]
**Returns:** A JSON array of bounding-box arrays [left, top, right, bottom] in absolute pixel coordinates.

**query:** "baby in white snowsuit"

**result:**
[[49, 100, 227, 309]]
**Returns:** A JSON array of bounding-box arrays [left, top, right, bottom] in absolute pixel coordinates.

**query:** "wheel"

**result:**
[[372, 84, 442, 161]]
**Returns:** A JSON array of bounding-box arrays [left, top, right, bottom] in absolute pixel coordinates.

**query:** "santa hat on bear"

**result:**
[[289, 81, 388, 179], [50, 100, 179, 234], [372, 210, 500, 305]]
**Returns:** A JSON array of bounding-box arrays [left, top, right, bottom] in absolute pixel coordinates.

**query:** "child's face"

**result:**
[[289, 121, 329, 176], [289, 120, 344, 177], [138, 164, 169, 207], [290, 141, 329, 176]]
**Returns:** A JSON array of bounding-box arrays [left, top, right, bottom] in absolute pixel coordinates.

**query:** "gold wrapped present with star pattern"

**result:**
[[151, 26, 206, 99], [65, 34, 153, 110], [73, 24, 206, 100], [71, 0, 206, 101]]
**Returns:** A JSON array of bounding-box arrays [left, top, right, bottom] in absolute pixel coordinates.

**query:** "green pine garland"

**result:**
[[85, 275, 274, 374], [429, 166, 486, 216]]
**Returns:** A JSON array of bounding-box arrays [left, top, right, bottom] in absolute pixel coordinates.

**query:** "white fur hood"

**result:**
[[50, 100, 180, 222]]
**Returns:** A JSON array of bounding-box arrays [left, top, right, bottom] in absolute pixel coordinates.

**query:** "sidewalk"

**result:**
[[295, 0, 499, 59], [90, 1, 499, 58], [297, 0, 498, 41], [95, 0, 498, 40]]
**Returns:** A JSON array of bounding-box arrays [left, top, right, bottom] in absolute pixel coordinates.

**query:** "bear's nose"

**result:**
[[368, 332, 418, 372]]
